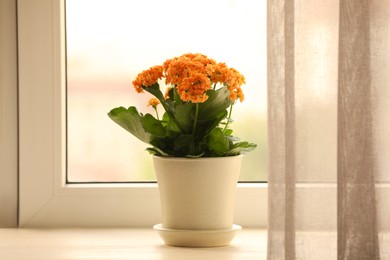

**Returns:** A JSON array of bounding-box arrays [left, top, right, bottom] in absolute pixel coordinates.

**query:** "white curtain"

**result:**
[[267, 0, 390, 259]]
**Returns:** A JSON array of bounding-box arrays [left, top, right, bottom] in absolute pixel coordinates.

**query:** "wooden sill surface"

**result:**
[[0, 228, 267, 260]]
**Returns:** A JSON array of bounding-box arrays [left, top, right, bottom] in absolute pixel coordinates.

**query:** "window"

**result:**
[[66, 0, 267, 182], [18, 0, 266, 227]]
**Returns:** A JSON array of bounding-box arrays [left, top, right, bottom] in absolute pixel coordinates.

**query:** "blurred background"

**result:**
[[66, 0, 267, 182]]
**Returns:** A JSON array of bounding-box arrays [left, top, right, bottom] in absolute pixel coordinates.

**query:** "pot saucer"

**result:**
[[153, 224, 242, 247]]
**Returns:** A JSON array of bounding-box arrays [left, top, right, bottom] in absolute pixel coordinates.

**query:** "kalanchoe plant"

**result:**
[[108, 53, 257, 157]]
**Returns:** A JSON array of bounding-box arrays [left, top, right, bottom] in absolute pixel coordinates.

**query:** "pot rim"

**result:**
[[152, 154, 243, 162]]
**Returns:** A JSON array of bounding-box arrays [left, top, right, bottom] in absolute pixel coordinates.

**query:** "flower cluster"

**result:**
[[132, 65, 163, 93], [132, 53, 246, 103], [109, 53, 256, 157]]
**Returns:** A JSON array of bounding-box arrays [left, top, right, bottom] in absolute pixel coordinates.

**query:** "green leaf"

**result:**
[[226, 135, 240, 142], [174, 102, 195, 133], [140, 113, 166, 137], [207, 128, 229, 155], [224, 129, 233, 136], [146, 147, 169, 157], [173, 86, 184, 105], [185, 152, 205, 158], [198, 87, 231, 122], [174, 134, 194, 151], [207, 110, 228, 134], [143, 83, 175, 120], [226, 142, 257, 156], [166, 117, 181, 134], [196, 110, 227, 139], [166, 86, 174, 100], [108, 86, 257, 158], [143, 83, 164, 100], [108, 106, 151, 144], [161, 112, 170, 126]]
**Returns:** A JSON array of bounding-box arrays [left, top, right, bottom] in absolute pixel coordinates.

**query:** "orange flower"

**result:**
[[164, 53, 216, 85], [184, 53, 216, 68], [229, 86, 245, 102], [147, 98, 160, 108], [222, 68, 245, 102], [210, 63, 231, 84], [205, 63, 216, 77], [177, 73, 211, 103], [132, 65, 163, 93], [226, 68, 246, 88], [164, 57, 193, 85], [162, 58, 173, 74], [132, 53, 246, 103]]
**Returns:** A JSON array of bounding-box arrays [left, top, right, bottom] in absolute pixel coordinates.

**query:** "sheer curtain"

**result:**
[[267, 0, 390, 259]]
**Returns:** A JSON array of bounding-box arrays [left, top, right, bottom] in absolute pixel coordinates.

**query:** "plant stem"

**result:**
[[154, 108, 160, 120], [223, 103, 234, 133], [192, 103, 199, 134]]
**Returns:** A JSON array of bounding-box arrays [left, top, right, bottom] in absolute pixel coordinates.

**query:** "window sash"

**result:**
[[17, 0, 267, 227]]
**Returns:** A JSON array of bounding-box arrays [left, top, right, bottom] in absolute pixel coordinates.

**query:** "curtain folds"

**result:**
[[267, 0, 389, 259], [337, 1, 379, 259]]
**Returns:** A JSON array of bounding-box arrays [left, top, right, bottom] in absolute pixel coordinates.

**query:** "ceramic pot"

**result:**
[[153, 155, 243, 247]]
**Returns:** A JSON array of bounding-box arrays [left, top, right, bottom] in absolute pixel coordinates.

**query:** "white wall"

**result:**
[[0, 0, 18, 227]]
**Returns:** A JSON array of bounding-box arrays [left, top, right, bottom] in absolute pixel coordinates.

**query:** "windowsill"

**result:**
[[0, 228, 267, 259], [63, 182, 267, 189]]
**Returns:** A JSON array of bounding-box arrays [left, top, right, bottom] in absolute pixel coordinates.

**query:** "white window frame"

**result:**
[[18, 0, 267, 227]]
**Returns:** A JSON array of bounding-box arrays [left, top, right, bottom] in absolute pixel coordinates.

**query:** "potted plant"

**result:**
[[108, 53, 256, 247]]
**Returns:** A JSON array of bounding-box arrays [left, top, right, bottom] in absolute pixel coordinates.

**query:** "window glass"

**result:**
[[66, 0, 267, 182]]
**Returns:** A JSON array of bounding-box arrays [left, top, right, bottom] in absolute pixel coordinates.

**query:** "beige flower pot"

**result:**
[[153, 155, 243, 247]]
